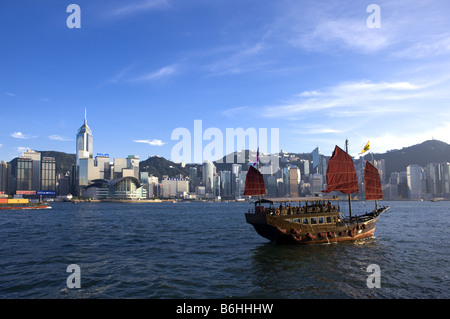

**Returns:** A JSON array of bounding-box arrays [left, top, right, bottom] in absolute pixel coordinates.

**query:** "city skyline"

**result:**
[[2, 1, 450, 162]]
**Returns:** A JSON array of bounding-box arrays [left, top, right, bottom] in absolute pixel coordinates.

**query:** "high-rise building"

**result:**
[[289, 166, 300, 197], [426, 163, 441, 196], [9, 151, 55, 196], [442, 162, 450, 196], [203, 161, 215, 194], [41, 157, 56, 192], [231, 164, 241, 197], [11, 156, 33, 192], [407, 165, 422, 200], [189, 167, 198, 192], [23, 150, 41, 192], [219, 170, 231, 197], [76, 110, 93, 163], [0, 161, 10, 194], [76, 111, 93, 188]]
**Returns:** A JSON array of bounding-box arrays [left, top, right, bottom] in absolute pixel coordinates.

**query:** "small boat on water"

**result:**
[[245, 140, 389, 244], [0, 198, 51, 210]]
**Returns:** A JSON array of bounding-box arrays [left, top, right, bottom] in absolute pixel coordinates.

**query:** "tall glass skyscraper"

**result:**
[[76, 110, 93, 164], [76, 110, 94, 188]]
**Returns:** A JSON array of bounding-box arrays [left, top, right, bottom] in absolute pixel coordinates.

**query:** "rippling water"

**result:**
[[0, 200, 448, 298]]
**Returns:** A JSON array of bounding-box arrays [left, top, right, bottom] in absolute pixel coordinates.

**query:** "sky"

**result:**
[[1, 0, 450, 163]]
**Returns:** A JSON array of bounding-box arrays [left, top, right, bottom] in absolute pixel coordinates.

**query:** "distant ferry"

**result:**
[[0, 198, 51, 210], [244, 140, 389, 244]]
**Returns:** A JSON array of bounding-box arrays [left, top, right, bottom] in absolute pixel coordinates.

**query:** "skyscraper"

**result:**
[[76, 110, 93, 165], [407, 165, 422, 200], [76, 110, 94, 188], [203, 161, 214, 194], [289, 166, 300, 197]]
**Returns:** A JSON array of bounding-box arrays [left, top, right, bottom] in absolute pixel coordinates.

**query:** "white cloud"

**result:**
[[134, 139, 165, 146], [129, 65, 178, 82], [297, 19, 390, 54], [11, 132, 38, 139], [261, 80, 423, 119], [49, 135, 72, 141]]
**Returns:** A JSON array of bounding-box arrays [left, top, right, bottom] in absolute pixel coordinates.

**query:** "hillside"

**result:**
[[139, 156, 190, 179], [39, 151, 76, 175], [369, 139, 450, 177]]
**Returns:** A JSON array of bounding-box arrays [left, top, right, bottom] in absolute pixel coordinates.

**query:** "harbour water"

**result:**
[[0, 200, 448, 299]]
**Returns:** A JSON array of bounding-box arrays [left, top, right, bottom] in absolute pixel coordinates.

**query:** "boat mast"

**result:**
[[371, 152, 378, 211], [257, 149, 261, 206], [345, 139, 352, 219]]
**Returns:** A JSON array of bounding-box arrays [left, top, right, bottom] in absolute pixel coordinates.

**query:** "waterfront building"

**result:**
[[426, 163, 441, 196], [161, 177, 189, 198], [8, 150, 56, 196], [11, 156, 33, 193], [231, 164, 241, 197], [219, 170, 231, 197], [189, 167, 198, 193], [23, 150, 41, 192], [238, 171, 247, 197], [57, 173, 70, 196], [203, 161, 215, 194], [442, 162, 450, 197], [83, 176, 147, 200], [41, 157, 56, 193], [76, 111, 93, 163], [407, 165, 422, 200], [213, 175, 221, 197], [0, 161, 10, 194], [76, 112, 93, 188], [96, 155, 112, 180]]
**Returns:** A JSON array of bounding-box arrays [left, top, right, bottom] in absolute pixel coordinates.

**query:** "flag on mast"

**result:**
[[360, 141, 370, 155], [253, 147, 259, 166]]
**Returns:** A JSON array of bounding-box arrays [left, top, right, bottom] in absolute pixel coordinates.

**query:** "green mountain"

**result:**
[[139, 155, 190, 179], [368, 140, 450, 177]]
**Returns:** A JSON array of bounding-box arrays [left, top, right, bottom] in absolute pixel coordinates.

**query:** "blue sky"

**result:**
[[1, 0, 450, 163]]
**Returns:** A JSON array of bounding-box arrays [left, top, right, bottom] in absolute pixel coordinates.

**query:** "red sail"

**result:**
[[364, 161, 383, 200], [323, 146, 359, 195], [244, 166, 266, 196]]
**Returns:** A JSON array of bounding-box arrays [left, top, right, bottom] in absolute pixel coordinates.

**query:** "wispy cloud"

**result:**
[[108, 0, 169, 18], [5, 92, 16, 97], [134, 139, 165, 146], [49, 135, 72, 141], [295, 19, 390, 54], [207, 42, 267, 75], [261, 79, 426, 119], [11, 132, 38, 139], [128, 64, 178, 82]]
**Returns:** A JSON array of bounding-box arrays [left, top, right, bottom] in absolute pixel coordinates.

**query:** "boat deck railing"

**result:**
[[248, 204, 340, 216]]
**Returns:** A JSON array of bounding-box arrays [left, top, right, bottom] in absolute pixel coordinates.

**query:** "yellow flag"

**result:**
[[360, 141, 370, 154]]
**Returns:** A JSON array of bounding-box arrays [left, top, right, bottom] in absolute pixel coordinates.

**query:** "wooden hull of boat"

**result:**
[[245, 206, 389, 244]]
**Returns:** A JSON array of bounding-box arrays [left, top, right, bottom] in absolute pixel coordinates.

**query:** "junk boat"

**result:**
[[0, 198, 51, 210], [245, 140, 389, 244]]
